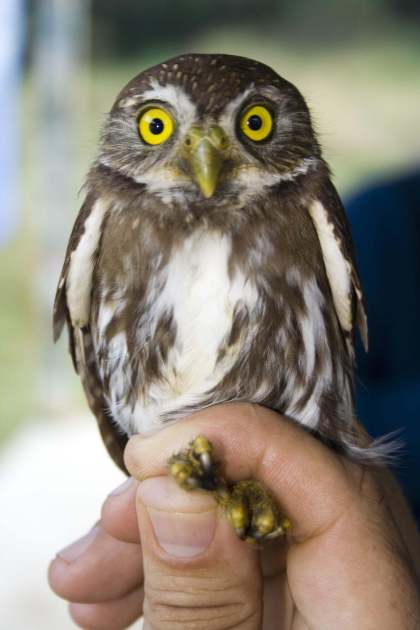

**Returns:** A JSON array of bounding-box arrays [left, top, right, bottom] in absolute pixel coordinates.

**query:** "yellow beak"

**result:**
[[185, 125, 227, 198]]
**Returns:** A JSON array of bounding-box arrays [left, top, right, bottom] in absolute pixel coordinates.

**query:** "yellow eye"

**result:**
[[138, 107, 174, 145], [240, 105, 273, 142]]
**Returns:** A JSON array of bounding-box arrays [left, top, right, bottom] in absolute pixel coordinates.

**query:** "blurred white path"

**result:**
[[0, 416, 143, 629]]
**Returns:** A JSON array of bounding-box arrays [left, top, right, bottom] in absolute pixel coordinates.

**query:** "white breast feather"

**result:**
[[130, 230, 259, 433], [283, 270, 334, 429]]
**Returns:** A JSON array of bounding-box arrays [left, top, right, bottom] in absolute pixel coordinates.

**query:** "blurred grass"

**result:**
[[1, 29, 419, 446], [0, 234, 37, 443]]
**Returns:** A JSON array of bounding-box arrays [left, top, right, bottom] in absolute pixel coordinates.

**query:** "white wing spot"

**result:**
[[66, 199, 108, 328], [308, 200, 352, 332]]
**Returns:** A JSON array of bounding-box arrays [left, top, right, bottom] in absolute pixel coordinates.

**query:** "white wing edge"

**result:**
[[308, 199, 353, 335], [66, 197, 108, 328]]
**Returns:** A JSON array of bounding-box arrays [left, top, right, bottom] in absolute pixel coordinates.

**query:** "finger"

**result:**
[[101, 477, 140, 544], [49, 523, 142, 603], [125, 403, 357, 539], [126, 404, 420, 628], [69, 586, 143, 630], [137, 475, 262, 630]]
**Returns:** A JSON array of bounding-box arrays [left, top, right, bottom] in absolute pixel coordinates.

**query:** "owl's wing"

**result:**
[[308, 180, 368, 353], [53, 194, 128, 473], [53, 193, 95, 347]]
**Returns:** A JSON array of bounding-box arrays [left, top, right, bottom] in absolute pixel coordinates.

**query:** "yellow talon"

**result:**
[[192, 435, 212, 455], [228, 504, 248, 530], [255, 511, 275, 536], [169, 461, 187, 476], [280, 517, 292, 532], [169, 461, 193, 486]]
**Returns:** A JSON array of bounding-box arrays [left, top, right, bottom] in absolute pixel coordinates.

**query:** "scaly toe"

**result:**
[[190, 435, 213, 471], [168, 457, 198, 490], [254, 513, 292, 540], [253, 509, 276, 539], [168, 436, 223, 493], [226, 501, 250, 540]]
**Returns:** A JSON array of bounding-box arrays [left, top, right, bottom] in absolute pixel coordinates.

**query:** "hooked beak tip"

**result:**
[[200, 182, 217, 199], [186, 129, 227, 199]]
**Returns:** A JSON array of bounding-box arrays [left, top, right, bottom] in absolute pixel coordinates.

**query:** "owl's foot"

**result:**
[[223, 479, 291, 543], [168, 435, 291, 543], [168, 435, 228, 492]]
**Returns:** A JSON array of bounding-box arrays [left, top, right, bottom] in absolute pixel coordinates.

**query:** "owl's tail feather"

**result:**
[[333, 430, 404, 466]]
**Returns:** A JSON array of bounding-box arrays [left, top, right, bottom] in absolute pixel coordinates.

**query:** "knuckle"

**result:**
[[123, 437, 141, 476], [144, 573, 260, 629]]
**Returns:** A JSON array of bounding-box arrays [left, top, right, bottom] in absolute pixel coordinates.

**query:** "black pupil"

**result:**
[[247, 114, 262, 131], [149, 118, 164, 135]]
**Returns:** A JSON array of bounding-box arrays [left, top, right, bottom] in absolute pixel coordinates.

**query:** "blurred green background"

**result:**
[[1, 0, 420, 444]]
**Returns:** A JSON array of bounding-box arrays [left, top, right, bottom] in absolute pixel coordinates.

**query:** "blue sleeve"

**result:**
[[345, 169, 420, 523]]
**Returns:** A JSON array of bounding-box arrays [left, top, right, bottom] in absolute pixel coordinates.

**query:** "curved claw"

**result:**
[[199, 451, 212, 472]]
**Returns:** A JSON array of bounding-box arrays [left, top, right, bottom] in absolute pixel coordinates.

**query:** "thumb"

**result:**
[[136, 475, 262, 630]]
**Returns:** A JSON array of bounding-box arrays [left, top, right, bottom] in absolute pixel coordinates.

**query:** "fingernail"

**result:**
[[57, 526, 98, 564], [109, 477, 134, 497], [138, 477, 217, 558]]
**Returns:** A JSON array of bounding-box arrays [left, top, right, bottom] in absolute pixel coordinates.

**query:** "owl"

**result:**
[[54, 54, 376, 537]]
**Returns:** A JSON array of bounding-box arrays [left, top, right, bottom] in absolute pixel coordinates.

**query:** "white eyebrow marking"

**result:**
[[141, 80, 197, 129], [117, 95, 141, 109], [217, 88, 253, 132]]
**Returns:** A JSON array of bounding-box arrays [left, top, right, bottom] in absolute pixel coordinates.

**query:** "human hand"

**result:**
[[49, 404, 420, 629]]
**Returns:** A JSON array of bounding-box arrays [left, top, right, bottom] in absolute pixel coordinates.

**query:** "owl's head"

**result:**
[[98, 54, 321, 203]]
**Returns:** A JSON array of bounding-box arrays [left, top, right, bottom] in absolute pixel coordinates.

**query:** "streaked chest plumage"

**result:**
[[87, 193, 350, 439]]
